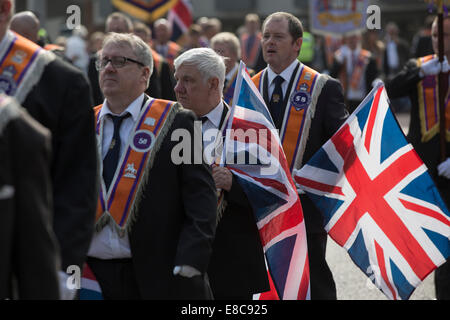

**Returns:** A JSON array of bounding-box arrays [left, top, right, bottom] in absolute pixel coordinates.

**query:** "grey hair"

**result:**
[[210, 32, 241, 59], [102, 32, 153, 86], [174, 47, 226, 92]]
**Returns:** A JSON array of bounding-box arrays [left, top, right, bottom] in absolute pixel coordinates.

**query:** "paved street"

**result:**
[[324, 110, 436, 300]]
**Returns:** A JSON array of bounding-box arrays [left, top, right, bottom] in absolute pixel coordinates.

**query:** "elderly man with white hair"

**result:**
[[174, 48, 269, 299]]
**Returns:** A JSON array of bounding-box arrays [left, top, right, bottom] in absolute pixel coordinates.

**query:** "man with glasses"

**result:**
[[86, 33, 217, 299]]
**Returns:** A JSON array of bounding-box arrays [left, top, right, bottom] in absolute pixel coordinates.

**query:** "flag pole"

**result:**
[[436, 0, 447, 162]]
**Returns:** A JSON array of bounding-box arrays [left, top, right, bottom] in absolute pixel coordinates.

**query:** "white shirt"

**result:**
[[201, 101, 227, 165], [225, 63, 239, 83], [267, 59, 300, 99], [87, 94, 145, 259], [386, 40, 399, 70]]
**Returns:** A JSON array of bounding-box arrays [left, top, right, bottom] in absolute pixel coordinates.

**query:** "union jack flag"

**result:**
[[168, 0, 193, 42], [223, 61, 310, 300], [294, 84, 450, 300]]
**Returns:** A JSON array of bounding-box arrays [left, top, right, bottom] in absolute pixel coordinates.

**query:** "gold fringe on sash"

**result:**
[[15, 50, 55, 104], [292, 73, 329, 170], [119, 102, 181, 235], [0, 95, 21, 135]]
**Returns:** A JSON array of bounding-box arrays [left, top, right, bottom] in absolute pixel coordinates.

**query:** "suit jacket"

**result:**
[[0, 100, 60, 299], [127, 107, 218, 299], [383, 38, 410, 79], [207, 103, 269, 299], [255, 66, 349, 233], [385, 58, 449, 206], [22, 57, 98, 270]]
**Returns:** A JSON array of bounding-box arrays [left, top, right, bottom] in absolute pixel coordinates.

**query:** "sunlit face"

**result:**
[[174, 64, 211, 115], [432, 18, 450, 57], [212, 42, 237, 74], [261, 17, 302, 74], [99, 42, 148, 101]]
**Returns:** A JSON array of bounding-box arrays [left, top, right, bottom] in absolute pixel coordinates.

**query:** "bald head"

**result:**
[[10, 11, 39, 43]]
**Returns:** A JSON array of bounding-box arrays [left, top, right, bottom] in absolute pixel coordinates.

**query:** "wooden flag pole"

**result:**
[[436, 1, 447, 162]]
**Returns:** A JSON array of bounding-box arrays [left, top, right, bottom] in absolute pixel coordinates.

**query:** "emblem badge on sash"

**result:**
[[291, 83, 311, 111], [0, 66, 17, 95], [123, 163, 138, 179], [131, 129, 155, 153]]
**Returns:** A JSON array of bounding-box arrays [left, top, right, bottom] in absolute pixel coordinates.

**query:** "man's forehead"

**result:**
[[263, 17, 289, 32]]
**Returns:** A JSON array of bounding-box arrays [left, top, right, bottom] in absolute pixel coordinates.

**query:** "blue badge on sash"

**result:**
[[0, 66, 17, 95], [132, 130, 155, 153], [291, 83, 311, 111]]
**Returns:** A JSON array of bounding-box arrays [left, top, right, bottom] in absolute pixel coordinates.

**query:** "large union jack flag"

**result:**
[[223, 61, 310, 300], [294, 84, 450, 300]]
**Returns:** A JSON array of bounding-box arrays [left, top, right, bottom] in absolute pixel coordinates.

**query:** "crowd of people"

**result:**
[[0, 0, 449, 300]]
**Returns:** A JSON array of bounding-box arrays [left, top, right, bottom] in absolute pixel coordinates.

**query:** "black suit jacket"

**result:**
[[128, 107, 218, 299], [0, 102, 60, 299], [385, 59, 449, 206], [22, 57, 98, 270], [206, 104, 269, 299]]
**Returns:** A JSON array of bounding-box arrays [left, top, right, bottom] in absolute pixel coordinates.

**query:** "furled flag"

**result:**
[[79, 264, 103, 300], [111, 0, 178, 23], [222, 61, 310, 300], [294, 83, 450, 300], [168, 0, 193, 42]]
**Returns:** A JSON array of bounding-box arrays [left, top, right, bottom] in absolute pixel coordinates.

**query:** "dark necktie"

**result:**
[[103, 113, 130, 190], [200, 116, 208, 124], [269, 75, 285, 128]]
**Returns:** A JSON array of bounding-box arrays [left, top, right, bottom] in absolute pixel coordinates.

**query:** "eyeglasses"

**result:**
[[95, 56, 145, 71]]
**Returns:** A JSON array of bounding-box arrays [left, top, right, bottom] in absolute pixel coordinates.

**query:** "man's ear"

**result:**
[[142, 66, 151, 83], [208, 77, 219, 91]]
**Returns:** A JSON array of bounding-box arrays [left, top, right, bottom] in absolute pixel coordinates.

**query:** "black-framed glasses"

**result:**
[[95, 56, 145, 71]]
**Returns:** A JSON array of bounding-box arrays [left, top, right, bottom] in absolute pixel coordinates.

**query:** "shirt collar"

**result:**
[[267, 59, 299, 86], [99, 93, 145, 122], [226, 63, 239, 81], [203, 101, 224, 129]]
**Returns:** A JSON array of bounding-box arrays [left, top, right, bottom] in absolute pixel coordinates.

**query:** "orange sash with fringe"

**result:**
[[416, 55, 450, 143], [94, 98, 178, 235]]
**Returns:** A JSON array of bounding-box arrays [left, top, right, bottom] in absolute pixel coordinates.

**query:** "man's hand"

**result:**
[[212, 166, 232, 192], [438, 158, 450, 179], [420, 56, 449, 77]]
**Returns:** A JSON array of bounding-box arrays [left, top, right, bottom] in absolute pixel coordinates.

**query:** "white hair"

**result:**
[[210, 32, 241, 59], [174, 48, 226, 91]]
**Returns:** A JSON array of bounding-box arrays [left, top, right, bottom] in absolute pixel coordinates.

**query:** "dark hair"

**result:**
[[262, 12, 303, 40]]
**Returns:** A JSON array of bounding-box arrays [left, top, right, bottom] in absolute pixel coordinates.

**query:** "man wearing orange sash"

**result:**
[[386, 16, 450, 300], [153, 18, 181, 70], [252, 12, 349, 299], [330, 32, 379, 113], [174, 48, 269, 299], [0, 94, 60, 299], [211, 32, 255, 106], [0, 0, 97, 299], [87, 33, 217, 299], [240, 13, 262, 70]]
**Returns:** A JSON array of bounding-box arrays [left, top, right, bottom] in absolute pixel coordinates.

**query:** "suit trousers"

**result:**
[[306, 232, 337, 300], [87, 257, 141, 300]]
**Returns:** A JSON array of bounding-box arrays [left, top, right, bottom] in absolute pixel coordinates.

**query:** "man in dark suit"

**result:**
[[386, 16, 450, 300], [86, 33, 217, 299], [0, 94, 60, 299], [252, 12, 349, 299], [0, 0, 97, 299], [174, 48, 269, 299]]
